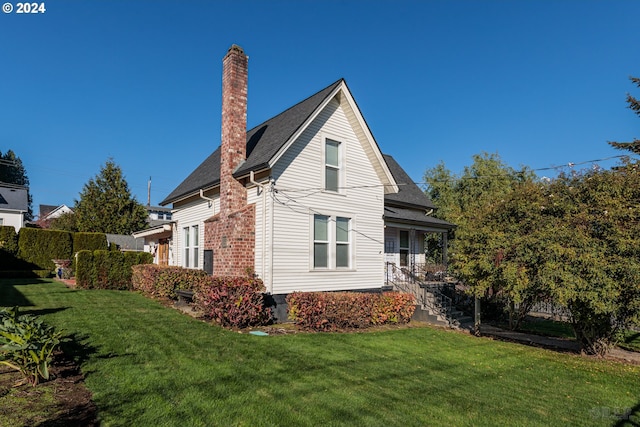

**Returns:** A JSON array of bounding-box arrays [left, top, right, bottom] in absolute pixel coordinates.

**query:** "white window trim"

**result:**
[[321, 134, 346, 195], [310, 212, 356, 271], [182, 223, 201, 269]]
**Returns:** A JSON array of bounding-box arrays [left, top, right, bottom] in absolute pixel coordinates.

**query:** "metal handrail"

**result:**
[[385, 262, 454, 325]]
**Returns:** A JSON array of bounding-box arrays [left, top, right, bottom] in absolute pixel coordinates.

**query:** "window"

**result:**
[[313, 214, 351, 269], [325, 138, 341, 192], [336, 217, 350, 268], [399, 230, 409, 267], [0, 218, 3, 226], [183, 227, 190, 267], [183, 225, 199, 268]]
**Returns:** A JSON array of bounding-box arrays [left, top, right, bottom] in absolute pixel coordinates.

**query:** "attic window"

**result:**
[[325, 138, 341, 192]]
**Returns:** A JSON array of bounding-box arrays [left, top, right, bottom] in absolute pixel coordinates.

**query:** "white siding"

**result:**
[[0, 211, 24, 232], [172, 197, 217, 268], [269, 98, 386, 294]]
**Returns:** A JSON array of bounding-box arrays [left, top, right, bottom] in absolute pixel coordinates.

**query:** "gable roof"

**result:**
[[161, 80, 343, 205], [382, 155, 455, 230], [383, 155, 436, 210], [0, 185, 28, 212], [161, 79, 397, 205]]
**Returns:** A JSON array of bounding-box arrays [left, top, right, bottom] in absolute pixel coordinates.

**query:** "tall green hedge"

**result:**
[[17, 228, 73, 272], [0, 226, 18, 256], [76, 250, 153, 290], [73, 232, 108, 253], [0, 225, 19, 270]]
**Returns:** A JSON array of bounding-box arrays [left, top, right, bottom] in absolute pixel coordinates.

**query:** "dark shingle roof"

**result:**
[[161, 79, 343, 205], [0, 186, 28, 212], [383, 155, 436, 210], [384, 205, 454, 230]]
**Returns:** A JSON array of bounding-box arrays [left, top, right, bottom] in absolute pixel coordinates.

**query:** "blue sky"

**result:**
[[1, 0, 638, 215]]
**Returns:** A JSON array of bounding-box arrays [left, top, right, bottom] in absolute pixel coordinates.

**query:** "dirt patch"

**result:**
[[0, 351, 98, 426]]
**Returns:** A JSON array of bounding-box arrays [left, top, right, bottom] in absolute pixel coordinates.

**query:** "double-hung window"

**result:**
[[183, 225, 199, 268], [325, 139, 341, 192], [313, 214, 351, 269]]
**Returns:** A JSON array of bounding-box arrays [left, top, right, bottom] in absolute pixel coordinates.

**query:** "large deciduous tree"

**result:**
[[0, 150, 33, 221], [72, 160, 148, 234], [425, 152, 640, 355]]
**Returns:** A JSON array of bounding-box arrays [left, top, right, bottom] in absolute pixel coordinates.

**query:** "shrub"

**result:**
[[92, 250, 110, 289], [0, 225, 18, 257], [194, 276, 270, 328], [0, 307, 63, 386], [17, 228, 72, 273], [75, 250, 93, 289], [132, 264, 210, 299], [371, 292, 416, 325], [287, 291, 416, 331], [73, 232, 108, 253]]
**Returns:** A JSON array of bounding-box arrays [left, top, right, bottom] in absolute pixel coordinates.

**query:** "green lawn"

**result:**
[[2, 278, 640, 426]]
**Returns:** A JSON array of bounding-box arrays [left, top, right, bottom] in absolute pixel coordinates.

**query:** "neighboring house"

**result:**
[[131, 206, 174, 265], [159, 45, 454, 308], [39, 204, 73, 221], [106, 234, 145, 252], [0, 184, 29, 231]]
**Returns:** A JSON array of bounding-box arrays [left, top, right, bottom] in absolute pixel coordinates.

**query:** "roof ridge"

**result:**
[[246, 78, 344, 135]]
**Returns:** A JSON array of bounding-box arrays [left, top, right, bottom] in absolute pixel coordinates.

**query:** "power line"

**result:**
[[272, 186, 385, 245]]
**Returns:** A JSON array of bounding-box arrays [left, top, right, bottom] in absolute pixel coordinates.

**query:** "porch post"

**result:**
[[442, 231, 448, 266]]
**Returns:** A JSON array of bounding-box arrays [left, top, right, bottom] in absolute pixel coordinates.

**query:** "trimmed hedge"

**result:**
[[0, 225, 18, 256], [0, 225, 20, 270], [132, 265, 271, 328], [17, 228, 72, 273], [132, 264, 211, 299], [76, 250, 152, 290], [194, 276, 270, 328], [286, 291, 416, 331], [73, 232, 108, 253]]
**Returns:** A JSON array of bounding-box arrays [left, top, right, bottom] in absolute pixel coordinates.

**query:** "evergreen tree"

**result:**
[[0, 150, 33, 221], [73, 160, 148, 234], [608, 76, 640, 154]]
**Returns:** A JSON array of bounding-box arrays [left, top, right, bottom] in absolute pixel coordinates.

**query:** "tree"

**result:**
[[49, 211, 78, 233], [424, 153, 538, 325], [608, 76, 640, 155], [0, 150, 33, 221], [72, 160, 148, 234], [542, 162, 640, 355]]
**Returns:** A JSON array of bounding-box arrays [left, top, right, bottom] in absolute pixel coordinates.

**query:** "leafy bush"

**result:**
[[371, 292, 416, 325], [0, 307, 63, 386], [0, 225, 18, 257], [77, 250, 152, 290], [73, 232, 108, 253], [194, 276, 270, 328], [132, 264, 210, 299], [17, 228, 72, 273], [287, 291, 416, 331], [75, 250, 93, 288]]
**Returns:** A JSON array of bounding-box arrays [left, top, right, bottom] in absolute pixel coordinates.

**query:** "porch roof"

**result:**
[[384, 206, 454, 231]]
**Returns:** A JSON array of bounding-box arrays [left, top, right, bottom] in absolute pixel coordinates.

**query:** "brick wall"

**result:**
[[205, 44, 255, 277], [204, 204, 255, 277]]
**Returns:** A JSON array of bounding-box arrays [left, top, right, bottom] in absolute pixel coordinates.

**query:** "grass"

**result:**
[[513, 318, 640, 353], [2, 278, 640, 426]]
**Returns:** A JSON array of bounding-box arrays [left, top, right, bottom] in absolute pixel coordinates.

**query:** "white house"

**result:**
[[0, 185, 29, 231], [160, 45, 454, 313]]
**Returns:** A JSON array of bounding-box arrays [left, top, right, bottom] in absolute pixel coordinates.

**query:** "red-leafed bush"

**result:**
[[131, 264, 210, 299], [371, 292, 416, 325], [193, 276, 270, 328], [287, 291, 416, 331]]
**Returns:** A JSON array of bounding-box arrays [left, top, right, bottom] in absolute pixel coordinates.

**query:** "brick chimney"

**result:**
[[204, 45, 255, 277], [220, 44, 248, 215]]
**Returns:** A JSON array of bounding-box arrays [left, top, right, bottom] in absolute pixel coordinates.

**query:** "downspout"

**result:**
[[249, 171, 268, 291], [199, 189, 216, 210]]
